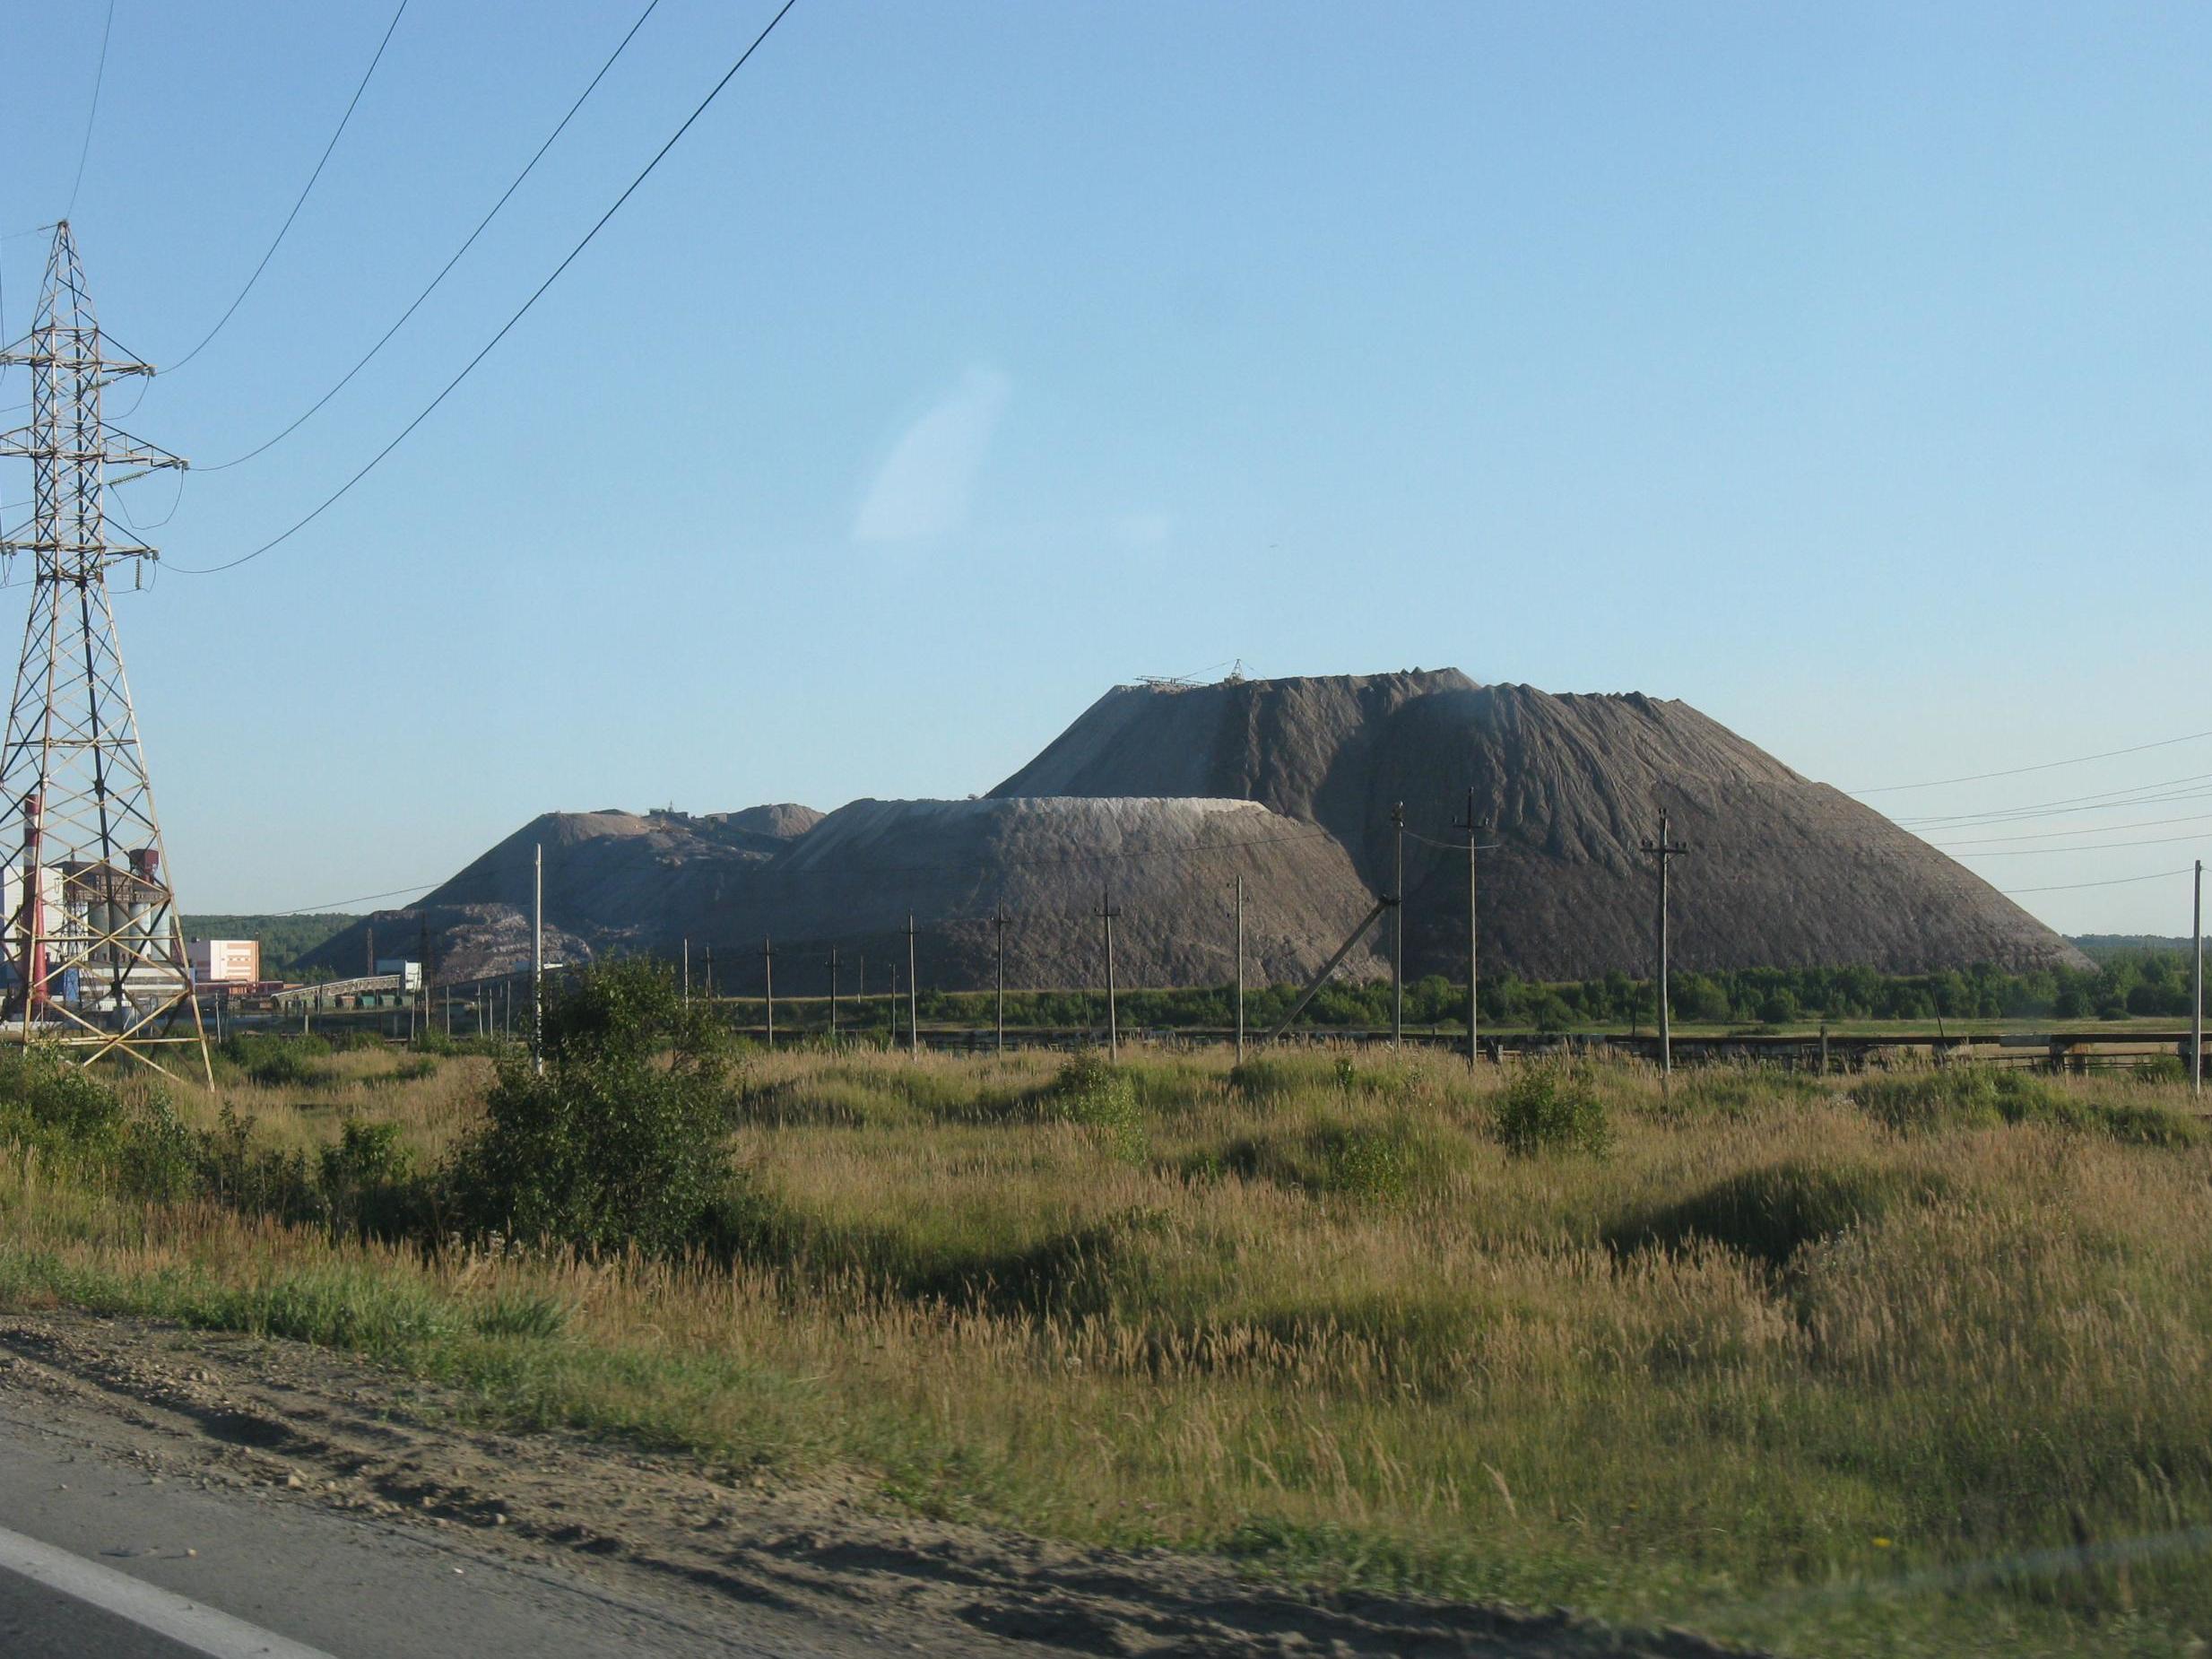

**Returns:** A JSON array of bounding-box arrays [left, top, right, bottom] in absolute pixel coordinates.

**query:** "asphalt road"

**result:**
[[0, 1420, 888, 1659]]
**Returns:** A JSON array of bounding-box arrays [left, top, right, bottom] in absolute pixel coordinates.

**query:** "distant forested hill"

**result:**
[[180, 914, 363, 979]]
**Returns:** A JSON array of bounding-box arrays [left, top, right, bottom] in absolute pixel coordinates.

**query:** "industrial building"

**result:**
[[188, 938, 262, 986]]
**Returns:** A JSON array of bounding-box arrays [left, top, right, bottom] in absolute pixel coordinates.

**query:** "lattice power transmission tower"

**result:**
[[0, 221, 208, 1083]]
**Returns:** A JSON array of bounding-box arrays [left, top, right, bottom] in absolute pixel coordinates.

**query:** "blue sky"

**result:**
[[2, 1, 2208, 935]]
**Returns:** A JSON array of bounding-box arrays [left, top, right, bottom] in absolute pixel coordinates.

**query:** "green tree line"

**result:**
[[790, 948, 2206, 1032]]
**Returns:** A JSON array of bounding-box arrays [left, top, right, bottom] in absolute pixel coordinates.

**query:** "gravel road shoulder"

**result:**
[[0, 1310, 1747, 1657]]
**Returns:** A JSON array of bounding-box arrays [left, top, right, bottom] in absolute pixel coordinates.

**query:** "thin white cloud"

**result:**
[[853, 367, 1011, 543], [1115, 511, 1173, 552]]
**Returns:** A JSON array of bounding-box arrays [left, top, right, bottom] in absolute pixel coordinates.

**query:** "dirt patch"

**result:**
[[0, 1309, 1748, 1657]]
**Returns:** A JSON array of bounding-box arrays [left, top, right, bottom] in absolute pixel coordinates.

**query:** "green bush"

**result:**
[[114, 1095, 198, 1203], [2132, 1054, 2187, 1085], [1609, 1160, 1947, 1268], [2078, 1099, 2204, 1148], [1044, 1050, 1146, 1161], [319, 1119, 426, 1239], [219, 1033, 330, 1089], [1494, 1061, 1609, 1156], [1306, 1122, 1413, 1200], [1853, 1065, 2051, 1132], [0, 1047, 127, 1163], [0, 1047, 431, 1233], [446, 960, 736, 1254], [1207, 1116, 1439, 1203], [196, 1106, 320, 1222], [1854, 1064, 2201, 1145]]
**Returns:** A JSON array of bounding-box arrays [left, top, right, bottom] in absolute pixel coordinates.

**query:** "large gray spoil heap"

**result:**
[[993, 670, 2086, 979], [306, 671, 2083, 986]]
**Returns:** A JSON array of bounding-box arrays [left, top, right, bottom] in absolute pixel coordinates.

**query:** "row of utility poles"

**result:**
[[518, 833, 2208, 1101], [579, 796, 1705, 1074], [511, 795, 1707, 1081]]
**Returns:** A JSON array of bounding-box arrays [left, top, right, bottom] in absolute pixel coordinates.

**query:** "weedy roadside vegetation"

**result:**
[[1, 976, 2209, 1658]]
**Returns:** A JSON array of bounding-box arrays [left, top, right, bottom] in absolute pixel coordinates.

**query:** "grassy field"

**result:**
[[2, 1032, 2209, 1657]]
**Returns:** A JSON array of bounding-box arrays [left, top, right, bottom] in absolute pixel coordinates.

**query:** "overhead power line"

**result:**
[[2001, 867, 2195, 896], [1851, 728, 2212, 795], [165, 0, 410, 373], [65, 0, 117, 218], [1896, 770, 2212, 830], [1947, 830, 2212, 857], [264, 880, 441, 917], [198, 0, 664, 473], [1933, 810, 2212, 848], [169, 0, 802, 577]]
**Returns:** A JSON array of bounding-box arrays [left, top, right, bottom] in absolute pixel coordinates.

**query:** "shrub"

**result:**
[[446, 960, 736, 1254], [1853, 1065, 2048, 1133], [1307, 1121, 1413, 1200], [0, 1047, 127, 1163], [219, 1033, 329, 1089], [1494, 1061, 1609, 1156], [1854, 1064, 2202, 1144], [197, 1106, 320, 1222], [319, 1119, 425, 1239], [1045, 1050, 1146, 1161], [2085, 1099, 2203, 1148], [1609, 1160, 1947, 1268], [2132, 1054, 2186, 1085], [0, 1051, 206, 1203], [115, 1094, 198, 1203], [1205, 1114, 1448, 1203]]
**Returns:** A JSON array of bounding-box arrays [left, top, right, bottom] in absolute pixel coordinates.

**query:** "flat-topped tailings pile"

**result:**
[[305, 672, 2084, 988]]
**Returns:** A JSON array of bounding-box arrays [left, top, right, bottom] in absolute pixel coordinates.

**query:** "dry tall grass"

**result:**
[[3, 1041, 2208, 1658]]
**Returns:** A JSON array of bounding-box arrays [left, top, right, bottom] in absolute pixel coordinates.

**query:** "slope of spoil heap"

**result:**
[[993, 671, 2086, 979], [733, 794, 1382, 989], [307, 671, 2083, 988], [307, 805, 822, 982]]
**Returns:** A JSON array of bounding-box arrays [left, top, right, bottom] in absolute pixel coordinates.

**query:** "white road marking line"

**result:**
[[0, 1522, 339, 1659]]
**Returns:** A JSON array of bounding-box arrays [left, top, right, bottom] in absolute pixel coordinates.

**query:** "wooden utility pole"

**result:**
[[828, 949, 840, 1042], [1234, 874, 1245, 1064], [993, 903, 1008, 1054], [1098, 888, 1121, 1061], [1640, 810, 1691, 1091], [1390, 802, 1406, 1044], [2195, 861, 2204, 1098], [761, 937, 775, 1050], [704, 943, 715, 1001], [532, 843, 544, 1076], [681, 938, 690, 1006], [906, 914, 920, 1056], [1452, 787, 1491, 1073]]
